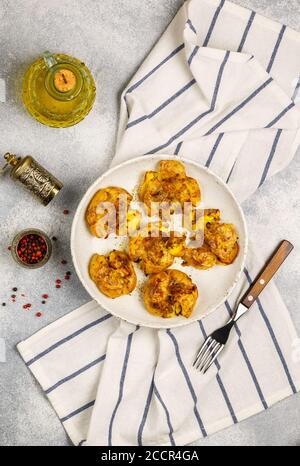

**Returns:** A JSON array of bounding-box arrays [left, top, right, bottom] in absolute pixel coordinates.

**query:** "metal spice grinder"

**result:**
[[1, 152, 63, 205]]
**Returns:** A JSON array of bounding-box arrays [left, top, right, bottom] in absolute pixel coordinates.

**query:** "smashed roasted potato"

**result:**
[[85, 186, 141, 238], [143, 269, 198, 318], [188, 208, 220, 233], [129, 236, 173, 274], [166, 231, 187, 257], [182, 244, 218, 270], [202, 208, 220, 228], [89, 250, 137, 298], [184, 210, 239, 268], [138, 160, 201, 214], [128, 226, 186, 274], [205, 223, 239, 265]]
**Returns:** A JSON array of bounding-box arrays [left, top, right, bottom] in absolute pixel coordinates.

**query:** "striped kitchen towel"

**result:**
[[18, 0, 300, 446]]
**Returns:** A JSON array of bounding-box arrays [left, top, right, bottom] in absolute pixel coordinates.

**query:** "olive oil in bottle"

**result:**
[[22, 52, 96, 128]]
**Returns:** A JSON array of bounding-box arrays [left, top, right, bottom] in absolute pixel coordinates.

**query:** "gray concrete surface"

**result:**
[[0, 0, 299, 446]]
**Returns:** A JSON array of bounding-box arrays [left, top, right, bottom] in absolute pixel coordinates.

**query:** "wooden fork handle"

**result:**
[[241, 240, 294, 309]]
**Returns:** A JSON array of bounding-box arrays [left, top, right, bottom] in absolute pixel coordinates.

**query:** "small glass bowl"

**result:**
[[11, 228, 52, 269]]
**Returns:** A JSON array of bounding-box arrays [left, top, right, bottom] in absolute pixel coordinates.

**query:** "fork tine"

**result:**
[[197, 341, 221, 372], [195, 340, 218, 371], [201, 345, 224, 374], [193, 336, 212, 366], [194, 339, 216, 369]]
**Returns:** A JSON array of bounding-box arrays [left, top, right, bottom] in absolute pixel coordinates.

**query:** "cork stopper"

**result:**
[[53, 69, 76, 93]]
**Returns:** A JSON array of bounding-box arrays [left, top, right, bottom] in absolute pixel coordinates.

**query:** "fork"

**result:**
[[193, 240, 294, 374]]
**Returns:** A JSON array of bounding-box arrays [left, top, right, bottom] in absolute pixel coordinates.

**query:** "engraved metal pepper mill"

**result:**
[[1, 152, 63, 206]]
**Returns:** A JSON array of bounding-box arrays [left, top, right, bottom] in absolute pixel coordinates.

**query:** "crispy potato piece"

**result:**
[[159, 160, 186, 178], [128, 235, 145, 262], [85, 186, 140, 238], [183, 216, 238, 268], [138, 171, 160, 205], [137, 237, 174, 275], [126, 210, 142, 236], [128, 225, 186, 274], [139, 160, 201, 214], [182, 244, 217, 270], [189, 208, 220, 232], [89, 250, 137, 298], [185, 177, 201, 207], [86, 186, 130, 236], [166, 232, 187, 257], [143, 269, 198, 318], [218, 242, 239, 265], [205, 223, 239, 265], [204, 208, 221, 226]]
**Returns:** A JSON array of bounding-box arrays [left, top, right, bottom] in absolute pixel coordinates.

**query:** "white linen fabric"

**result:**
[[18, 0, 300, 446]]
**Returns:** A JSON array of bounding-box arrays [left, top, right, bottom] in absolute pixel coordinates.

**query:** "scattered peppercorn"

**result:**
[[42, 294, 48, 299], [2, 303, 6, 306], [63, 209, 69, 215], [12, 287, 18, 292], [35, 312, 42, 318], [11, 294, 16, 299], [64, 275, 70, 280], [61, 259, 67, 265], [41, 300, 46, 304], [66, 271, 71, 276], [52, 236, 57, 241], [56, 279, 61, 284], [16, 233, 48, 265], [56, 284, 61, 289], [23, 303, 32, 309]]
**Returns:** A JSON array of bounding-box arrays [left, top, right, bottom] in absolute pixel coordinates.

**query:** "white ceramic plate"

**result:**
[[71, 155, 248, 328]]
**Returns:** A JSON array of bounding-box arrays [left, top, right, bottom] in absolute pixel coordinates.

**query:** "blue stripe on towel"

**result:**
[[126, 44, 185, 95], [45, 354, 106, 395], [153, 383, 176, 446], [124, 94, 130, 117], [167, 329, 207, 437], [259, 129, 282, 187], [188, 45, 200, 66], [265, 102, 295, 128], [292, 77, 300, 102], [205, 77, 273, 135], [203, 0, 225, 47], [224, 301, 268, 409], [266, 25, 286, 73], [126, 79, 196, 129], [187, 19, 197, 34], [198, 320, 238, 424], [108, 328, 136, 446], [243, 269, 297, 394], [226, 160, 236, 183], [209, 51, 230, 110], [205, 133, 224, 168], [147, 51, 230, 154], [137, 378, 154, 446], [236, 340, 268, 410], [174, 141, 183, 155], [26, 313, 112, 367], [237, 11, 256, 52], [60, 400, 95, 423]]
